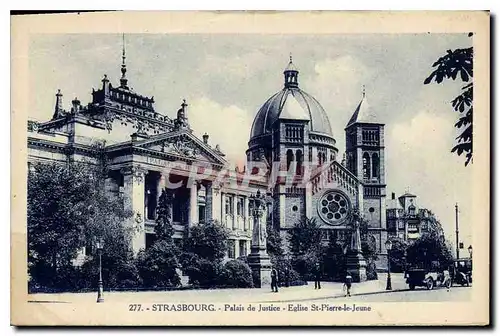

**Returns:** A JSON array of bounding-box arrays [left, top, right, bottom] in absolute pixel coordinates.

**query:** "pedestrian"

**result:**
[[443, 269, 452, 292], [271, 268, 279, 292], [314, 262, 321, 290], [343, 272, 353, 297]]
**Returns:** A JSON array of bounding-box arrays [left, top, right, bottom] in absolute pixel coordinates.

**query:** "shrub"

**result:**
[[136, 240, 180, 289], [183, 221, 230, 262], [292, 251, 320, 280], [218, 260, 253, 288], [366, 260, 378, 281], [183, 256, 222, 288], [111, 259, 142, 289], [322, 241, 347, 281]]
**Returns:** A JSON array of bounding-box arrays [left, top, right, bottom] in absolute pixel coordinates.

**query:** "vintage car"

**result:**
[[405, 268, 451, 290], [451, 258, 472, 286]]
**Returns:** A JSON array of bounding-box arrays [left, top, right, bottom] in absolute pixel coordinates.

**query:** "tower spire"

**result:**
[[52, 89, 64, 119], [120, 33, 129, 89], [283, 53, 299, 88]]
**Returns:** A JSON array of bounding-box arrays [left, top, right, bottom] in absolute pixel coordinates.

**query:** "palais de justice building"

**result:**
[[27, 51, 390, 268]]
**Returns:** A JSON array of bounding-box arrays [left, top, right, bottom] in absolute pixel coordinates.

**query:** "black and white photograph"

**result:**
[[10, 11, 490, 326]]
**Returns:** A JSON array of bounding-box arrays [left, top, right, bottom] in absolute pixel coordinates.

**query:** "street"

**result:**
[[27, 273, 471, 305], [305, 286, 471, 303]]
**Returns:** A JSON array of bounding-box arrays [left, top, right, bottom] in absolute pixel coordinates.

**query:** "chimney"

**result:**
[[203, 133, 209, 144], [391, 192, 395, 200]]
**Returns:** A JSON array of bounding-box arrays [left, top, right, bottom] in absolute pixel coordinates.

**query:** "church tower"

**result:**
[[345, 88, 388, 267], [247, 56, 337, 233]]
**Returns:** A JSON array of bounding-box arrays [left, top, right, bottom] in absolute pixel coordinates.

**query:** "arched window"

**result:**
[[296, 150, 303, 175], [362, 152, 371, 180], [286, 149, 294, 170], [372, 153, 379, 179]]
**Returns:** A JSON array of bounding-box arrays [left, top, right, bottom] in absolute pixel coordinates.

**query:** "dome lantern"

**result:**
[[283, 54, 299, 88]]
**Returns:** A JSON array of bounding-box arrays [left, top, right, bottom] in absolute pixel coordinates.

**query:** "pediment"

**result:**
[[134, 130, 227, 166]]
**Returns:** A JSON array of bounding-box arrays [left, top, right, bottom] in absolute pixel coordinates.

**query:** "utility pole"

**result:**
[[455, 203, 459, 259]]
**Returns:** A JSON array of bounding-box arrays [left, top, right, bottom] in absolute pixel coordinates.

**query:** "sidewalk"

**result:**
[[28, 273, 408, 304]]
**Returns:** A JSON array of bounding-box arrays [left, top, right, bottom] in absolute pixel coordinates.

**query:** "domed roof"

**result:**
[[250, 58, 333, 140]]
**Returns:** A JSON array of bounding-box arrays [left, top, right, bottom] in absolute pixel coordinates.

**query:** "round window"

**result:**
[[292, 205, 298, 212], [369, 207, 375, 213], [317, 190, 351, 225]]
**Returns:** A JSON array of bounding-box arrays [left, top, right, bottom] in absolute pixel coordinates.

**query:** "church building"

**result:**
[[27, 47, 389, 269]]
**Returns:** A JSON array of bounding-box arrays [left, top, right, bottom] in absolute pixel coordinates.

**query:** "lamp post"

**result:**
[[96, 237, 104, 303], [385, 240, 393, 290], [468, 245, 473, 259]]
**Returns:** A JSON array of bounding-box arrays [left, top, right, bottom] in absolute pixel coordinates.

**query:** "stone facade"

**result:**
[[247, 58, 388, 270], [386, 192, 445, 242], [27, 52, 391, 272]]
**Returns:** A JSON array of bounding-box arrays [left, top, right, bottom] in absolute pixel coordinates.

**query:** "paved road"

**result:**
[[28, 274, 471, 304], [305, 285, 471, 303]]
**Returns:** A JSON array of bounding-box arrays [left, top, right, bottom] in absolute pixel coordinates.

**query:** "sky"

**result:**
[[28, 33, 473, 251]]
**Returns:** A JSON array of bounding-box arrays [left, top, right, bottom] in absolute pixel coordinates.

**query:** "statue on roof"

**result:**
[[174, 99, 190, 130]]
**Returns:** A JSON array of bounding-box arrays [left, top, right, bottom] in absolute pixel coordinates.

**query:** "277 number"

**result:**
[[129, 304, 142, 311]]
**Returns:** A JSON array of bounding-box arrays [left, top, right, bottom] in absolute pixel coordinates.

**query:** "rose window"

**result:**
[[318, 191, 350, 225]]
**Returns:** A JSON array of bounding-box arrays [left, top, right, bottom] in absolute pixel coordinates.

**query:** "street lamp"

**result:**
[[385, 239, 393, 290], [468, 245, 473, 259], [96, 237, 105, 303]]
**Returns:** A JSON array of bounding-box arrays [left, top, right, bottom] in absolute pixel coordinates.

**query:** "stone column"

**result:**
[[155, 172, 166, 218], [189, 181, 199, 225], [232, 194, 237, 230], [247, 190, 272, 288], [121, 165, 147, 254], [244, 196, 250, 231], [234, 239, 240, 259], [221, 192, 227, 227], [212, 185, 222, 222], [205, 182, 213, 222]]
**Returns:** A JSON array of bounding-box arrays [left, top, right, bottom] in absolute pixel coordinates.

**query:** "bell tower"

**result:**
[[345, 88, 388, 268]]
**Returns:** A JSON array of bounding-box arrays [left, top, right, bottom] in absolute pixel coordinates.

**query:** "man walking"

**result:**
[[271, 268, 279, 292], [314, 262, 322, 290], [343, 272, 353, 297]]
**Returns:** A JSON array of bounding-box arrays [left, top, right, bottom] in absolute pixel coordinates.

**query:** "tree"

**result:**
[[267, 221, 284, 258], [322, 236, 346, 281], [288, 217, 323, 257], [181, 220, 230, 287], [424, 36, 473, 166], [136, 240, 181, 288], [288, 218, 323, 278], [28, 162, 90, 288], [28, 143, 134, 291], [183, 220, 230, 261], [388, 238, 408, 273], [406, 233, 454, 270], [155, 189, 174, 243]]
